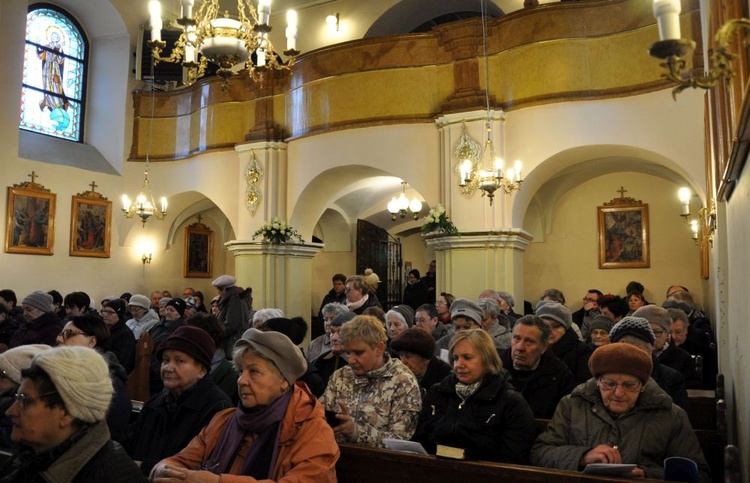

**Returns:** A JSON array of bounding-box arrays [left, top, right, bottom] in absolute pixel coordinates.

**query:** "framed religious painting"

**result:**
[[70, 183, 111, 258], [5, 175, 56, 255], [184, 217, 213, 278], [598, 192, 650, 269]]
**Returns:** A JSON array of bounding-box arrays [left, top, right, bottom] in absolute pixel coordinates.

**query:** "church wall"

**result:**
[[724, 167, 750, 474], [524, 172, 705, 310]]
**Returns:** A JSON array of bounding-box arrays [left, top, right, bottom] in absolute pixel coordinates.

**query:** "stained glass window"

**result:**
[[20, 5, 88, 142]]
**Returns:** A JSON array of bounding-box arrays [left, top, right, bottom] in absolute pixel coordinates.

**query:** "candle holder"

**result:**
[[649, 18, 750, 99]]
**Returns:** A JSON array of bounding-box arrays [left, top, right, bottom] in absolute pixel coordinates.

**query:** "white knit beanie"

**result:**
[[0, 344, 50, 385], [32, 346, 113, 424]]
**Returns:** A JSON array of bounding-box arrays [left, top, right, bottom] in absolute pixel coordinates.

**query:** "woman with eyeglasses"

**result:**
[[0, 346, 146, 482], [531, 343, 710, 481], [57, 314, 132, 444], [0, 344, 50, 448], [100, 299, 136, 374]]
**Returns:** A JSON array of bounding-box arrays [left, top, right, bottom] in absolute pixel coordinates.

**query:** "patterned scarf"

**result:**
[[207, 389, 292, 478], [455, 380, 482, 408]]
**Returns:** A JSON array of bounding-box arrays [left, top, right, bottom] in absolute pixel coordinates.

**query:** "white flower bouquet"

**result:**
[[253, 217, 304, 244], [421, 204, 459, 236]]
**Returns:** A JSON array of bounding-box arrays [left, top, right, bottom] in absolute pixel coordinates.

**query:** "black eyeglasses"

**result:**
[[58, 328, 89, 340], [12, 391, 58, 410]]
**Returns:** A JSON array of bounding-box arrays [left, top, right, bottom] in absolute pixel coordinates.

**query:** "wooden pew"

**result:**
[[336, 443, 664, 483], [724, 445, 741, 483], [687, 388, 717, 430]]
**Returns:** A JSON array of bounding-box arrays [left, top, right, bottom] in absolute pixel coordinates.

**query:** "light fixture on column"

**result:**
[[123, 52, 167, 228], [649, 0, 750, 99], [455, 0, 522, 205], [387, 181, 422, 220], [147, 0, 301, 86], [326, 13, 339, 32], [678, 187, 716, 246]]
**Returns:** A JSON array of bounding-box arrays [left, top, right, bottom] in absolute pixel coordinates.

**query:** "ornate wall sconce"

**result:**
[[650, 0, 750, 98], [678, 188, 717, 246], [142, 252, 153, 265]]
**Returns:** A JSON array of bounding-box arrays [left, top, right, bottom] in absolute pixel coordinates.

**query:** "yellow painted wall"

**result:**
[[524, 171, 704, 312]]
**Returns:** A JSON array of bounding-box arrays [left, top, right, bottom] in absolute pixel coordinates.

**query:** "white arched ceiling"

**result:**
[[517, 145, 705, 242], [166, 197, 234, 248], [291, 166, 429, 238], [514, 144, 706, 233]]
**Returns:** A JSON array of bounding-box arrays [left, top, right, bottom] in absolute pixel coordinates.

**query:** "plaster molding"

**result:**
[[423, 229, 533, 251], [225, 240, 323, 258]]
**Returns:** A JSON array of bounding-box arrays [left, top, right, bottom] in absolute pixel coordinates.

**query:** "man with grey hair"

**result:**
[[634, 305, 698, 388], [500, 315, 575, 419], [308, 302, 349, 362], [477, 297, 512, 350]]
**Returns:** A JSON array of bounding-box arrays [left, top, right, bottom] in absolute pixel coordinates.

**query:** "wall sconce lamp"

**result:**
[[649, 0, 750, 99], [142, 253, 153, 265], [678, 188, 717, 246], [326, 13, 339, 32]]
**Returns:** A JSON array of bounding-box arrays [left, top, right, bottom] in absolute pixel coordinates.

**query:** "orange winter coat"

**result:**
[[159, 383, 339, 482]]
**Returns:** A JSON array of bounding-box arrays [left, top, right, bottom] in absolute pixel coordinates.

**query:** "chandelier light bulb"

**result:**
[[180, 0, 194, 19], [410, 198, 423, 213]]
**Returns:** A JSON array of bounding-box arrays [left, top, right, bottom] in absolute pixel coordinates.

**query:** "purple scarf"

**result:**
[[207, 388, 293, 478]]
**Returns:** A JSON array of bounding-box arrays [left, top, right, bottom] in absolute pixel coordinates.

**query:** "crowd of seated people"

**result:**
[[0, 277, 719, 481]]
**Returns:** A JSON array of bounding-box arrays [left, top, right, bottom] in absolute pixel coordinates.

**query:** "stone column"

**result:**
[[424, 231, 532, 307], [226, 240, 323, 346]]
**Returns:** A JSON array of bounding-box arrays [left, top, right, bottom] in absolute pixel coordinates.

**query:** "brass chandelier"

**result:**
[[147, 0, 300, 85]]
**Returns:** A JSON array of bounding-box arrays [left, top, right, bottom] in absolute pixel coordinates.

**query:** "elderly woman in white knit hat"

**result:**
[[0, 346, 145, 482], [151, 328, 339, 482], [0, 344, 49, 448]]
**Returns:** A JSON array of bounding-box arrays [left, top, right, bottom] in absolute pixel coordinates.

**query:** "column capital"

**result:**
[[225, 240, 323, 258], [423, 229, 533, 251]]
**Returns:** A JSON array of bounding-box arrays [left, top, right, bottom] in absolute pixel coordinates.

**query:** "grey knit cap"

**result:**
[[497, 291, 515, 308], [589, 315, 615, 334], [21, 290, 54, 313], [388, 305, 415, 328], [633, 305, 672, 333], [450, 298, 483, 325], [234, 328, 307, 384], [331, 311, 356, 327], [128, 294, 151, 310], [0, 344, 50, 385], [609, 316, 655, 344], [32, 346, 113, 424], [536, 301, 573, 329]]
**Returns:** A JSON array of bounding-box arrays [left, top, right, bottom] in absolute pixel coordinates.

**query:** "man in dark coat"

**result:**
[[666, 307, 718, 390], [501, 315, 576, 420], [536, 302, 593, 385], [317, 273, 347, 318], [212, 274, 253, 355]]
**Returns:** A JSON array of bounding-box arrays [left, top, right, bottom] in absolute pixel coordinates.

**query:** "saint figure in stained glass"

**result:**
[[20, 6, 87, 142]]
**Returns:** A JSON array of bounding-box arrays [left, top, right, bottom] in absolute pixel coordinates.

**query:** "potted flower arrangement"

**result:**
[[253, 217, 304, 244], [421, 204, 459, 236]]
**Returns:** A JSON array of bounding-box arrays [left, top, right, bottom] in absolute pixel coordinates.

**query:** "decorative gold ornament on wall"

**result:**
[[246, 149, 263, 215]]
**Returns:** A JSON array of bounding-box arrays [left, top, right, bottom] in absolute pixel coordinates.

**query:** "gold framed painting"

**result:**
[[70, 186, 111, 258], [184, 219, 213, 278], [5, 179, 56, 255], [598, 196, 650, 269]]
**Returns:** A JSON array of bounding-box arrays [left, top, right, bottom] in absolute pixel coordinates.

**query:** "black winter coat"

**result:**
[[651, 355, 689, 410], [501, 349, 576, 420], [658, 343, 699, 388], [103, 319, 136, 374], [549, 328, 593, 385], [418, 357, 453, 398], [102, 351, 133, 444], [124, 375, 232, 475], [9, 311, 62, 348], [413, 371, 536, 464]]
